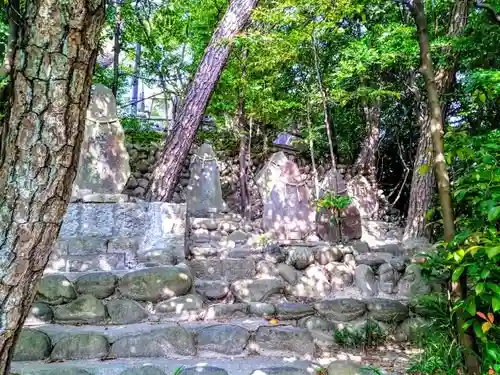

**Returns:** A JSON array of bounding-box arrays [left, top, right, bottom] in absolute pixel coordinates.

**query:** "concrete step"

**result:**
[[11, 356, 400, 375]]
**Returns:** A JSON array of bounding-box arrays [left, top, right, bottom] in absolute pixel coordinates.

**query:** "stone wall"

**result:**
[[48, 202, 187, 273]]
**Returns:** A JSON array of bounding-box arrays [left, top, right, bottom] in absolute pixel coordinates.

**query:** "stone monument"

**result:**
[[347, 174, 379, 219], [262, 160, 315, 240], [316, 168, 362, 243], [186, 143, 225, 217], [72, 84, 130, 199], [255, 151, 288, 201]]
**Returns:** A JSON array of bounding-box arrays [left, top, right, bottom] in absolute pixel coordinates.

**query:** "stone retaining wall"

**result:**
[[48, 202, 187, 273]]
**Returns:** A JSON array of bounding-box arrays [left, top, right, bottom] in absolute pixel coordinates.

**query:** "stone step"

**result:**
[[11, 357, 394, 375]]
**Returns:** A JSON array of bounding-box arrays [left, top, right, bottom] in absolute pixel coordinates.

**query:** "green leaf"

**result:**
[[493, 297, 500, 312], [465, 296, 476, 316], [478, 92, 486, 103], [486, 246, 500, 259], [487, 283, 500, 294], [475, 283, 485, 295], [488, 206, 500, 222], [452, 266, 465, 282]]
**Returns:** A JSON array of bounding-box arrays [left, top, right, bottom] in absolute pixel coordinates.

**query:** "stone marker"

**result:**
[[316, 168, 362, 243], [72, 84, 130, 198], [255, 151, 288, 200], [262, 160, 315, 240], [186, 143, 225, 217]]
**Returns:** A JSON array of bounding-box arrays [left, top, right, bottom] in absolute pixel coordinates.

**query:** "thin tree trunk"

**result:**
[[146, 0, 259, 201], [0, 1, 105, 373], [112, 1, 121, 98], [409, 1, 480, 374], [354, 100, 381, 186], [238, 50, 250, 219], [306, 101, 319, 198], [131, 43, 141, 115], [404, 0, 469, 239]]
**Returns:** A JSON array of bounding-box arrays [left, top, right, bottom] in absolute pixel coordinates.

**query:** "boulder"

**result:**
[[24, 370, 92, 375], [378, 263, 399, 294], [250, 368, 310, 375], [287, 266, 331, 299], [118, 266, 193, 302], [155, 294, 203, 314], [196, 324, 250, 355], [13, 329, 51, 361], [111, 327, 196, 357], [26, 302, 53, 324], [186, 143, 225, 216], [355, 253, 393, 267], [195, 280, 229, 300], [204, 303, 248, 320], [314, 299, 366, 322], [179, 367, 228, 375], [107, 299, 148, 324], [37, 275, 76, 305], [254, 326, 315, 356], [276, 303, 315, 320], [53, 294, 107, 324], [398, 264, 431, 298], [355, 264, 378, 297], [75, 272, 118, 299], [327, 360, 375, 375], [314, 246, 343, 265], [120, 366, 166, 375], [231, 278, 285, 302], [277, 263, 299, 285], [325, 262, 354, 290], [285, 247, 315, 270], [51, 333, 109, 360], [298, 316, 335, 332], [249, 302, 276, 318], [366, 298, 409, 323], [346, 174, 379, 219], [72, 83, 130, 197]]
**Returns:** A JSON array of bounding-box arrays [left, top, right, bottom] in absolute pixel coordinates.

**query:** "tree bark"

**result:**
[[409, 1, 480, 374], [354, 100, 381, 186], [404, 0, 469, 239], [0, 1, 105, 373], [112, 0, 121, 98], [146, 0, 259, 201]]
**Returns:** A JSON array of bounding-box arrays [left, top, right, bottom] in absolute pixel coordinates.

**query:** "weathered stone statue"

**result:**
[[262, 160, 315, 239], [186, 143, 225, 217], [255, 151, 288, 201], [72, 84, 130, 199]]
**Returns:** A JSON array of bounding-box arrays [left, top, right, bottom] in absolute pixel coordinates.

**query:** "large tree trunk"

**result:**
[[146, 0, 259, 201], [0, 1, 105, 373], [404, 0, 469, 239], [409, 1, 480, 374], [354, 100, 380, 186]]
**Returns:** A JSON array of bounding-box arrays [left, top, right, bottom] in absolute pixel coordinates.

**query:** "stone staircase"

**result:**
[[11, 201, 430, 375]]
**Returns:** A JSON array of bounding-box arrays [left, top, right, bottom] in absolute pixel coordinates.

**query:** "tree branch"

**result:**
[[475, 0, 500, 24]]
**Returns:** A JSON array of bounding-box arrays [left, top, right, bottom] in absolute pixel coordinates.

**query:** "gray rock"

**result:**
[[286, 247, 315, 270], [187, 143, 225, 216], [327, 360, 372, 375], [204, 303, 248, 320], [195, 280, 229, 300], [277, 263, 299, 285], [398, 264, 431, 297], [325, 262, 353, 289], [119, 266, 193, 302], [298, 316, 335, 332], [249, 302, 276, 317], [111, 327, 196, 357], [196, 324, 250, 354], [254, 326, 315, 356], [53, 294, 107, 324], [355, 264, 378, 297], [378, 263, 398, 294], [231, 278, 285, 302], [390, 256, 410, 272], [119, 366, 166, 375], [156, 294, 203, 314], [314, 246, 343, 265], [287, 265, 331, 299], [179, 367, 228, 375], [26, 302, 53, 324], [13, 329, 51, 361], [107, 299, 148, 324], [37, 275, 77, 305], [249, 368, 310, 375], [355, 253, 393, 267], [228, 230, 249, 243], [75, 272, 118, 299], [51, 333, 109, 360], [314, 299, 366, 322], [256, 261, 280, 278], [366, 298, 409, 323], [25, 370, 92, 375], [276, 303, 315, 319]]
